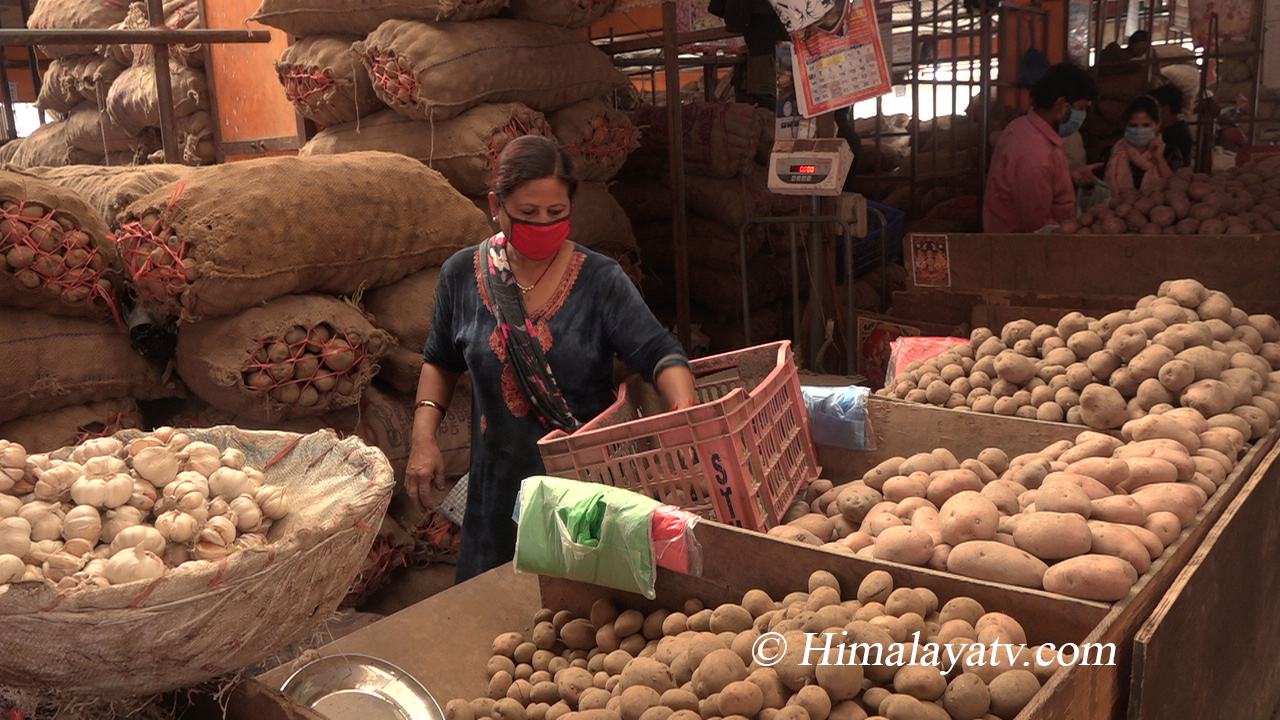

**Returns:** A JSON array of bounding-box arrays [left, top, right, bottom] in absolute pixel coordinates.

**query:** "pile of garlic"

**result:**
[[0, 429, 289, 591]]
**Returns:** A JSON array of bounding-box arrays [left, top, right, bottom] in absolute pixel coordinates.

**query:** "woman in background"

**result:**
[[1099, 95, 1174, 192]]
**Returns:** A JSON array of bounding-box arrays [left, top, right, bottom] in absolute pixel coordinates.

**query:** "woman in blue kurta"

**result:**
[[406, 136, 698, 583]]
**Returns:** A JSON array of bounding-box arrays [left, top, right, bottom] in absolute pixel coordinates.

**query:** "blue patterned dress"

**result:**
[[422, 241, 688, 583]]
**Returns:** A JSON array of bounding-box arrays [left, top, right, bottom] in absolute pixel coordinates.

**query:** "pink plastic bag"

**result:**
[[887, 336, 969, 382], [651, 505, 703, 575]]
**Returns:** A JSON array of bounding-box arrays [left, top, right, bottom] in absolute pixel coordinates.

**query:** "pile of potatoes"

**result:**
[[446, 570, 1057, 720], [774, 410, 1249, 602], [877, 279, 1280, 432], [1056, 158, 1280, 235]]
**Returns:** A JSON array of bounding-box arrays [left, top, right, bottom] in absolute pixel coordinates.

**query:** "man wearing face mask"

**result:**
[[406, 136, 697, 583], [983, 63, 1101, 233]]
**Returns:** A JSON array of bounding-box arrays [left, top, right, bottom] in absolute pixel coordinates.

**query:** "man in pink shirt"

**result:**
[[984, 64, 1102, 233]]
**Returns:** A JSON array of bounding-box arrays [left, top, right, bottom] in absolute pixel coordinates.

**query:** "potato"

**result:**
[[493, 698, 527, 720], [494, 631, 525, 658], [899, 452, 944, 476], [1012, 512, 1091, 560], [977, 448, 1010, 475], [790, 685, 832, 720], [1179, 379, 1237, 417], [717, 681, 764, 718], [992, 351, 1036, 385], [1034, 478, 1096, 513], [858, 570, 894, 604], [894, 664, 947, 702], [1043, 554, 1138, 602], [789, 514, 836, 542], [944, 674, 991, 719], [1233, 405, 1270, 439], [1079, 385, 1128, 429], [1125, 414, 1202, 453], [947, 541, 1048, 588], [1063, 456, 1129, 488], [1143, 511, 1183, 547], [925, 469, 984, 507], [1066, 330, 1104, 358], [863, 457, 905, 490], [987, 669, 1040, 719], [873, 526, 935, 566], [1106, 325, 1148, 361], [1162, 278, 1207, 308], [559, 619, 596, 651], [1086, 521, 1152, 574], [937, 492, 1000, 545], [1130, 484, 1207, 527], [1089, 495, 1146, 525], [1220, 367, 1264, 404], [1196, 291, 1234, 322], [837, 484, 887, 524], [1176, 346, 1230, 381]]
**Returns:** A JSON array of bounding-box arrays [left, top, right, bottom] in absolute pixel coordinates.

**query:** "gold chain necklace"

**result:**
[[517, 258, 556, 295]]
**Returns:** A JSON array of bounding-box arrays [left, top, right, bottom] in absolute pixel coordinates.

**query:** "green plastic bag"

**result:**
[[513, 476, 661, 598], [1077, 180, 1112, 215]]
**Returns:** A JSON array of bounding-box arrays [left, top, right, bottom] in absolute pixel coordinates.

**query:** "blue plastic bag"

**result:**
[[801, 385, 876, 450]]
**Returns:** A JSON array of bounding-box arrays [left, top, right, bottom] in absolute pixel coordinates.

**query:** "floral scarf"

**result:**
[[1104, 138, 1162, 192], [480, 233, 582, 432]]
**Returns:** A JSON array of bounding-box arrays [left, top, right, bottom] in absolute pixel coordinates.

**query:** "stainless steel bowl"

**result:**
[[281, 653, 446, 720]]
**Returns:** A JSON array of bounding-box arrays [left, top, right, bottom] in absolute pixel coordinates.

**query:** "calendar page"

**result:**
[[789, 0, 891, 117]]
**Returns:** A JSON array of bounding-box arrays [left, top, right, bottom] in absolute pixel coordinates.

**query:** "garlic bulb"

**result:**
[[169, 471, 210, 497], [109, 525, 165, 557], [162, 478, 207, 513], [70, 473, 133, 509], [154, 511, 200, 544], [207, 497, 231, 518], [180, 442, 222, 477], [220, 448, 246, 470], [128, 479, 157, 513], [151, 427, 176, 445], [168, 432, 191, 452], [25, 453, 50, 473], [102, 506, 145, 544], [62, 505, 102, 544], [192, 516, 237, 560], [18, 501, 64, 542], [103, 547, 165, 585], [0, 440, 25, 493], [161, 543, 190, 567], [128, 436, 164, 456], [208, 467, 253, 500], [70, 437, 123, 464], [132, 446, 179, 488], [62, 537, 95, 557], [0, 495, 21, 519], [0, 518, 32, 560], [33, 462, 80, 503], [228, 495, 264, 533], [42, 551, 85, 582], [26, 539, 63, 564], [82, 455, 127, 479], [21, 565, 42, 582], [57, 570, 111, 592], [254, 485, 289, 520], [233, 532, 268, 551], [0, 553, 24, 582]]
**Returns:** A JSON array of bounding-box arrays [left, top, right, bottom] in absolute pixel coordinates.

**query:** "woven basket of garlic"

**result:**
[[0, 425, 394, 697]]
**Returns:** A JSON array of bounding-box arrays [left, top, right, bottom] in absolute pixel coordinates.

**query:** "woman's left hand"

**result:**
[[1150, 133, 1165, 156]]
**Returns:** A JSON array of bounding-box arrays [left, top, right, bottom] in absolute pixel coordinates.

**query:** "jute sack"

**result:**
[[115, 152, 489, 321], [250, 0, 504, 38], [276, 35, 385, 128], [0, 309, 179, 424], [12, 163, 195, 229], [637, 214, 764, 270], [27, 0, 131, 57], [508, 0, 618, 28], [568, 181, 639, 258], [175, 293, 393, 422], [0, 141, 24, 166], [102, 0, 204, 68], [300, 104, 554, 196], [690, 252, 790, 311], [173, 109, 216, 165], [673, 168, 780, 230], [326, 379, 471, 482], [65, 102, 142, 155], [35, 58, 83, 114], [72, 55, 127, 107], [355, 18, 628, 122], [106, 60, 207, 135], [627, 102, 761, 179], [0, 427, 393, 697], [0, 170, 121, 319], [0, 397, 142, 452], [550, 99, 638, 182], [609, 179, 671, 223], [363, 265, 440, 354]]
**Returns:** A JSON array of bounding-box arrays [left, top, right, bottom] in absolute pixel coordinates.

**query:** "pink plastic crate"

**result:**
[[537, 341, 821, 531]]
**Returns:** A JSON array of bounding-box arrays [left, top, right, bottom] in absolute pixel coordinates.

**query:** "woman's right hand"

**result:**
[[405, 437, 447, 514]]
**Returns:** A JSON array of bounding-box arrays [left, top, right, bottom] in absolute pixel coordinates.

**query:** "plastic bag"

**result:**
[[513, 476, 661, 598], [651, 505, 703, 575], [1077, 180, 1112, 215], [801, 385, 876, 450], [439, 472, 469, 526]]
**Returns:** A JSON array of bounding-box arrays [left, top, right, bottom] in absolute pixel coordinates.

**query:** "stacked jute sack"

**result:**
[[0, 169, 184, 450], [262, 0, 644, 279], [12, 0, 212, 168], [613, 102, 806, 352], [105, 151, 489, 584]]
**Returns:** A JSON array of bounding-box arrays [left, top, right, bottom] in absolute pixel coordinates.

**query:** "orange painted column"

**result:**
[[202, 0, 302, 161]]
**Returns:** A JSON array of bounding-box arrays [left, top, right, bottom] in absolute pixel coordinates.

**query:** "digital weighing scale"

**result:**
[[767, 138, 856, 196]]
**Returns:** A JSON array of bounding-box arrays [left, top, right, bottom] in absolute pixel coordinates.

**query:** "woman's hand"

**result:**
[[1150, 133, 1165, 156], [405, 437, 447, 513]]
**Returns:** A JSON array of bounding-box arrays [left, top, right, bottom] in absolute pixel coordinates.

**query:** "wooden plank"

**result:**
[[817, 396, 1088, 483], [1016, 426, 1279, 720], [904, 233, 1280, 317], [541, 521, 1109, 649], [255, 566, 542, 703], [186, 679, 331, 720], [1128, 440, 1280, 720]]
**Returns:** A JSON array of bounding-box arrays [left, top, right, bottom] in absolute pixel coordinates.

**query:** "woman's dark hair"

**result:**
[[1030, 63, 1099, 110], [1150, 84, 1183, 115], [491, 135, 579, 203], [1124, 95, 1161, 123]]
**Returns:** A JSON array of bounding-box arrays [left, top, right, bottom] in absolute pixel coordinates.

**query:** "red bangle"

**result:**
[[669, 399, 696, 411]]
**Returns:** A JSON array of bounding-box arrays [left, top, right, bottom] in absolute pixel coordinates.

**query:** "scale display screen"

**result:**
[[790, 165, 818, 174]]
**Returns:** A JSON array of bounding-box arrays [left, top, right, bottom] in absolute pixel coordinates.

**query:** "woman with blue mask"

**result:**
[[1100, 96, 1174, 192]]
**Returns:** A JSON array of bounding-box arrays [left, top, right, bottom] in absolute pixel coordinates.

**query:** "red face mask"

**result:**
[[506, 213, 571, 261]]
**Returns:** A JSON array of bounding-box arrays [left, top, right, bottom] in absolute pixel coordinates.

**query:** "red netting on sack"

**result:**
[[73, 412, 129, 445], [115, 183, 191, 306], [487, 114, 555, 164], [279, 64, 339, 106], [364, 51, 419, 108], [240, 323, 372, 410], [409, 512, 461, 563], [342, 533, 407, 608], [567, 113, 635, 166], [0, 199, 118, 320]]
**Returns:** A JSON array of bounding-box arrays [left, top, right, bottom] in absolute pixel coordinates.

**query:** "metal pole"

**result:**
[[0, 28, 271, 44], [0, 19, 19, 141], [807, 195, 823, 370], [662, 1, 692, 351], [16, 0, 43, 124], [147, 0, 180, 164]]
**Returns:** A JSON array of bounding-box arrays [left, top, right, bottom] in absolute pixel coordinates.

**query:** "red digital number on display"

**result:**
[[789, 165, 817, 174]]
